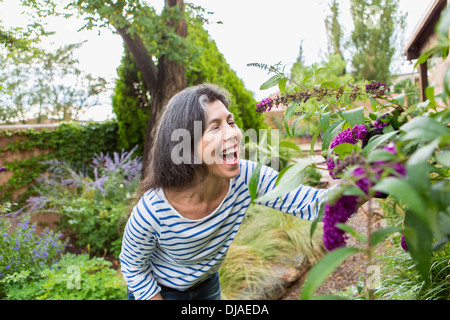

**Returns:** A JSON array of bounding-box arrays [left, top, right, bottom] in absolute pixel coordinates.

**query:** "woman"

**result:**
[[120, 84, 336, 300]]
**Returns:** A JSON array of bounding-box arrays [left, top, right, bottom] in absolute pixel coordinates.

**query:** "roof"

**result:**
[[404, 0, 448, 60]]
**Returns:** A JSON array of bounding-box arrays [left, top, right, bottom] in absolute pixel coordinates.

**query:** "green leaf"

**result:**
[[404, 210, 433, 280], [400, 116, 448, 142], [369, 227, 403, 248], [407, 139, 439, 166], [260, 74, 283, 90], [321, 81, 339, 89], [322, 120, 344, 151], [437, 4, 450, 39], [361, 130, 398, 157], [278, 77, 287, 94], [255, 159, 313, 203], [393, 93, 406, 106], [288, 114, 306, 137], [332, 142, 357, 157], [372, 177, 427, 225], [367, 149, 397, 163], [279, 140, 303, 154], [320, 112, 330, 133], [311, 125, 321, 155], [443, 66, 450, 98], [300, 247, 360, 300], [283, 101, 299, 138], [436, 149, 450, 167], [341, 107, 365, 127], [310, 202, 325, 241], [249, 162, 262, 203], [414, 51, 433, 68]]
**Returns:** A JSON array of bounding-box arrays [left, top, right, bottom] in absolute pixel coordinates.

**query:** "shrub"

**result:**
[[0, 216, 67, 298], [2, 253, 126, 300], [15, 147, 142, 256]]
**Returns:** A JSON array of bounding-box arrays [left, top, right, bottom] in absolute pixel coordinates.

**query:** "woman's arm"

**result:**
[[242, 160, 337, 220], [120, 197, 162, 300]]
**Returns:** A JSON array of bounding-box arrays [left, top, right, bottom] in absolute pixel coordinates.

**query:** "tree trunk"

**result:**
[[115, 0, 188, 176]]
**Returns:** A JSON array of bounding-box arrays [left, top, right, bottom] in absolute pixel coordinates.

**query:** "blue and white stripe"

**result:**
[[120, 159, 334, 300]]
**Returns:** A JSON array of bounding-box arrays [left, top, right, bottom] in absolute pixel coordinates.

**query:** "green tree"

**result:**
[[349, 0, 406, 83], [16, 0, 194, 170], [0, 43, 107, 124], [325, 0, 345, 73], [112, 17, 265, 154]]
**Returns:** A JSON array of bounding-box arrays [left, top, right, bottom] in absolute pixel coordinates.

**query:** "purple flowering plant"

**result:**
[[8, 146, 142, 256], [0, 216, 67, 291], [248, 37, 450, 299]]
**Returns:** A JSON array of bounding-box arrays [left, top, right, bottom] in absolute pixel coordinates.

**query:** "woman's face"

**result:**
[[197, 100, 242, 180]]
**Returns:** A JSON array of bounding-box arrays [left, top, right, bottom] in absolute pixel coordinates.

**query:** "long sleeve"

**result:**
[[241, 160, 335, 220], [119, 196, 162, 300]]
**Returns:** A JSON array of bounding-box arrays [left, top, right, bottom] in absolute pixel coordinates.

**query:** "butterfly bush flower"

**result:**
[[323, 195, 360, 251], [323, 137, 406, 250], [326, 124, 368, 179]]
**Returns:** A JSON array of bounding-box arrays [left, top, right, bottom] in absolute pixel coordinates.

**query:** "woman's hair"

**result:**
[[135, 83, 231, 201]]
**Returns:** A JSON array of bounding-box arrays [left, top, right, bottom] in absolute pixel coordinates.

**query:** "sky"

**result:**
[[1, 0, 435, 121]]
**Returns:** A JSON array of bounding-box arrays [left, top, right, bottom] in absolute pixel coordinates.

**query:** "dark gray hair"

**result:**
[[135, 83, 230, 199]]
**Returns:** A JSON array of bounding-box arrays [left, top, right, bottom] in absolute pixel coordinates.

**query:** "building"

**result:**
[[404, 0, 449, 101]]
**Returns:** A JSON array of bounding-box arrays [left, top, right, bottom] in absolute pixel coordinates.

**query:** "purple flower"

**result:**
[[327, 124, 368, 179], [256, 97, 275, 114], [0, 167, 6, 172], [322, 195, 360, 251], [401, 234, 408, 251]]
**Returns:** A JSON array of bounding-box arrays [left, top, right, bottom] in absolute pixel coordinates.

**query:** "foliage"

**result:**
[[111, 47, 150, 154], [0, 121, 119, 205], [2, 253, 125, 300], [15, 147, 141, 256], [0, 216, 67, 298], [372, 244, 450, 300], [249, 6, 450, 300], [0, 42, 108, 124]]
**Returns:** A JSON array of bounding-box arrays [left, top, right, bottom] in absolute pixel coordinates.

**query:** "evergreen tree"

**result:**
[[349, 0, 406, 83], [325, 0, 345, 66]]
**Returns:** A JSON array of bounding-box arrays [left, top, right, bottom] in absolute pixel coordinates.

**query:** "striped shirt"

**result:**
[[119, 159, 335, 300]]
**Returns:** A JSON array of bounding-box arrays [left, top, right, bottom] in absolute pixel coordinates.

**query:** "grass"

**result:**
[[371, 242, 450, 300], [219, 204, 325, 299]]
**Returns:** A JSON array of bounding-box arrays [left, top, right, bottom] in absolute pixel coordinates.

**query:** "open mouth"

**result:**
[[222, 148, 239, 165]]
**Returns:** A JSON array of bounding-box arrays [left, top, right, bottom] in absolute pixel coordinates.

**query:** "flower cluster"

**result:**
[[0, 216, 67, 278], [256, 98, 275, 114], [326, 124, 368, 179], [323, 141, 406, 251], [323, 195, 360, 250], [0, 167, 5, 173], [255, 84, 358, 115], [365, 81, 390, 98], [373, 119, 390, 130]]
